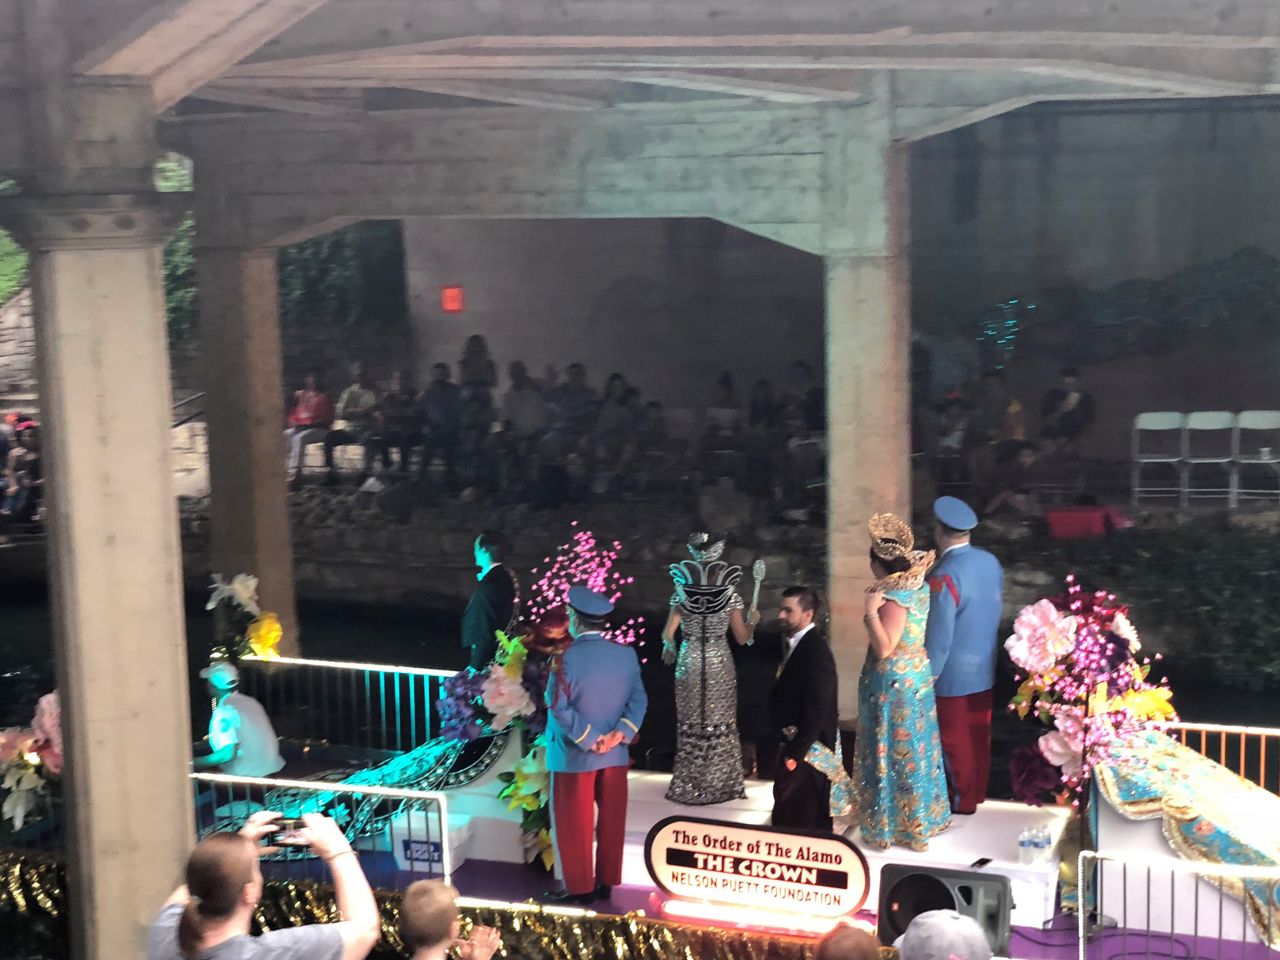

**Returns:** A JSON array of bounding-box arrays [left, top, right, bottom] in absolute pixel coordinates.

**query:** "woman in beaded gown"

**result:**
[[661, 533, 760, 805], [826, 513, 951, 850]]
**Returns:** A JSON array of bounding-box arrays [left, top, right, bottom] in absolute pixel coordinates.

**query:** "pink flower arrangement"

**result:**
[[479, 665, 536, 732], [1007, 577, 1176, 795], [31, 692, 62, 776]]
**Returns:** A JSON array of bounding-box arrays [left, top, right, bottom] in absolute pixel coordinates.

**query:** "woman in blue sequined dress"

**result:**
[[852, 513, 952, 850]]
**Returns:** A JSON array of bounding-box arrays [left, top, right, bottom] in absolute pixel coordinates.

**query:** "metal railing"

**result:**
[[238, 655, 456, 755], [1078, 851, 1280, 960], [1167, 721, 1280, 795], [192, 771, 451, 889], [171, 391, 206, 428]]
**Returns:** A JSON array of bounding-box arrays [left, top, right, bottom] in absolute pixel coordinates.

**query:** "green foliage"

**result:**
[[277, 220, 406, 330], [0, 230, 28, 306], [999, 524, 1280, 691]]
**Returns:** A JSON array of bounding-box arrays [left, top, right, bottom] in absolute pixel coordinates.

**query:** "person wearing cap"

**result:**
[[924, 497, 1004, 815], [894, 908, 993, 960], [193, 662, 285, 778], [542, 586, 648, 905]]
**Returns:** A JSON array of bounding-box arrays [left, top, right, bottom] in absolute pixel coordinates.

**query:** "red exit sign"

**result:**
[[441, 285, 465, 313]]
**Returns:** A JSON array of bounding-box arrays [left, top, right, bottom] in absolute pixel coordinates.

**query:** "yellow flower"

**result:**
[[495, 631, 529, 680], [1111, 687, 1175, 721], [1088, 681, 1110, 717], [536, 828, 555, 871], [246, 612, 283, 660]]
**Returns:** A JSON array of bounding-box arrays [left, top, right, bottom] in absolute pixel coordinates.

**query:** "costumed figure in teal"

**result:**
[[809, 513, 952, 850]]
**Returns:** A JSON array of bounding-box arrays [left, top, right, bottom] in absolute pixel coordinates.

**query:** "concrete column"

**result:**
[[825, 143, 913, 723], [196, 246, 299, 652], [3, 194, 194, 960]]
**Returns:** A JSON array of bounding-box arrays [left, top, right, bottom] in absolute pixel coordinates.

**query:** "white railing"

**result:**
[[191, 771, 451, 888], [238, 654, 457, 755], [1167, 721, 1280, 795], [1078, 851, 1280, 960]]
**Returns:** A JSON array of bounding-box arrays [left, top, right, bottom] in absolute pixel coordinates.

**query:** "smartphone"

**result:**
[[274, 817, 308, 847], [970, 857, 992, 869]]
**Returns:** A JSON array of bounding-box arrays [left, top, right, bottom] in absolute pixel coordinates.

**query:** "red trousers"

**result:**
[[550, 766, 628, 895], [935, 690, 993, 815]]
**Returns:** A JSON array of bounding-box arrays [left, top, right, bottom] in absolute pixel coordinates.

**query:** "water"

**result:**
[[0, 589, 466, 729]]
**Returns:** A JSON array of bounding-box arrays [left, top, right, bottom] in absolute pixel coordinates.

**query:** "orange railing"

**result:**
[[1167, 721, 1280, 795]]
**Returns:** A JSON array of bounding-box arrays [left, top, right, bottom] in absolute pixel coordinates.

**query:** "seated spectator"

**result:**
[[968, 368, 1026, 488], [553, 362, 598, 439], [3, 422, 42, 523], [324, 362, 380, 485], [790, 360, 825, 432], [747, 379, 777, 431], [933, 394, 971, 489], [894, 909, 992, 960], [192, 662, 284, 778], [502, 361, 550, 442], [147, 811, 379, 960], [704, 371, 743, 450], [593, 373, 640, 474], [1039, 366, 1094, 457], [983, 440, 1043, 518], [815, 923, 880, 960], [417, 362, 462, 489], [400, 879, 502, 960], [284, 368, 334, 484], [369, 369, 421, 474]]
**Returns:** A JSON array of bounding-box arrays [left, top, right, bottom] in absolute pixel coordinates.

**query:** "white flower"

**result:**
[[1110, 611, 1141, 652], [1004, 600, 1077, 673], [1, 764, 46, 831], [206, 573, 262, 615], [1038, 731, 1083, 780]]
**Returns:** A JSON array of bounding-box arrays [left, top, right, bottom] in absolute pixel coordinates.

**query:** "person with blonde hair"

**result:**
[[147, 811, 379, 960], [399, 880, 502, 960]]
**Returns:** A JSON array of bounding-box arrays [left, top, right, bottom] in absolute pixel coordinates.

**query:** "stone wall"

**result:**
[[403, 218, 825, 412], [0, 289, 33, 393]]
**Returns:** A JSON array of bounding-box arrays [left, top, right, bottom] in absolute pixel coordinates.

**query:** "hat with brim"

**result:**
[[199, 661, 240, 691], [567, 585, 614, 618], [934, 495, 979, 532]]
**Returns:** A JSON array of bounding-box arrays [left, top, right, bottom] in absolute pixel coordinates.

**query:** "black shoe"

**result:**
[[595, 883, 613, 900], [541, 889, 596, 906]]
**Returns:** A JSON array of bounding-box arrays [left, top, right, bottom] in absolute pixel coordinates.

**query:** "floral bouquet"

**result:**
[[206, 573, 284, 663], [0, 692, 62, 831], [1006, 576, 1176, 804], [438, 631, 540, 741]]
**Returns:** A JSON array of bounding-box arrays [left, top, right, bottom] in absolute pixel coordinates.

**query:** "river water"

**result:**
[[0, 590, 1273, 800]]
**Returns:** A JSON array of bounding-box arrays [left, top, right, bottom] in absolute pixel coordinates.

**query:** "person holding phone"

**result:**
[[148, 811, 380, 960]]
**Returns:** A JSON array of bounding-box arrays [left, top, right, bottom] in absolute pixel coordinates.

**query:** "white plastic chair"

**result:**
[[1232, 410, 1280, 507], [1180, 411, 1236, 507], [1130, 412, 1185, 508]]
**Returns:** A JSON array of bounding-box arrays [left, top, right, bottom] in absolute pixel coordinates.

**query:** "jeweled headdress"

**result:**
[[868, 513, 935, 591], [687, 532, 726, 562], [671, 533, 741, 614]]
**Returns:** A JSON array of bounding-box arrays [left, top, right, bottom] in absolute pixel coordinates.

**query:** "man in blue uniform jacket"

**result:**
[[924, 496, 1004, 815], [543, 586, 648, 905]]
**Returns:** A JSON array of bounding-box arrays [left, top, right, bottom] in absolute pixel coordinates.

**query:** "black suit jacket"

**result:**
[[768, 627, 838, 762], [461, 566, 517, 664]]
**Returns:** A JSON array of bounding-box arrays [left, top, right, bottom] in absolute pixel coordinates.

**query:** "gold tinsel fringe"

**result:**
[[0, 850, 896, 959]]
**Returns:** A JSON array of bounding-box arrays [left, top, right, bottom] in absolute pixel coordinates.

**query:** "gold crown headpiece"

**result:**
[[868, 513, 914, 561]]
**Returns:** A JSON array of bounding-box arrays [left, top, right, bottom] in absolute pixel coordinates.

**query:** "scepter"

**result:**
[[747, 558, 766, 645]]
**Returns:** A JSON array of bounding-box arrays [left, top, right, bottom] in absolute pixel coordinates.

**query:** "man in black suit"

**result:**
[[461, 530, 517, 670], [768, 585, 838, 832]]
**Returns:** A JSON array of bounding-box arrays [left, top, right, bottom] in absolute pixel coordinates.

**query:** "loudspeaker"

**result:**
[[876, 863, 1012, 954]]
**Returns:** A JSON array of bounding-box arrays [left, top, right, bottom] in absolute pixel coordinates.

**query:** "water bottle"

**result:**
[[1017, 829, 1032, 865], [1034, 827, 1052, 864]]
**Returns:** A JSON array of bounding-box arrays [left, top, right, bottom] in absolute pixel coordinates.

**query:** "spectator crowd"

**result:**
[[282, 334, 829, 510], [915, 365, 1096, 520]]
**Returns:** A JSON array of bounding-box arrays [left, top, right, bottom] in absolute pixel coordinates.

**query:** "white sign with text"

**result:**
[[644, 817, 870, 917]]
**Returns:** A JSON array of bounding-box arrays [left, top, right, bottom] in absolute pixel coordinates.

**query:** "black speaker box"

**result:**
[[876, 863, 1013, 954]]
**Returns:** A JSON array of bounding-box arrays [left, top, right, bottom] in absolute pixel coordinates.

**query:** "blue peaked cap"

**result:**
[[933, 496, 979, 531], [567, 585, 615, 617]]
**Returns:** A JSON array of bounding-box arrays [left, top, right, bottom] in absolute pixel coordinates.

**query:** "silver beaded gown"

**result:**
[[667, 547, 747, 805]]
